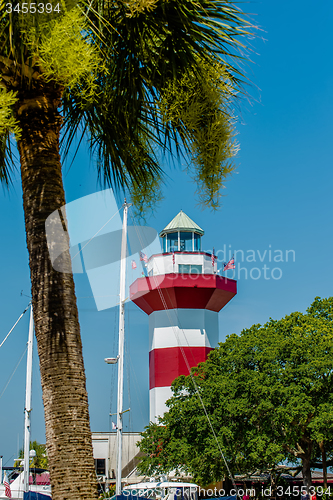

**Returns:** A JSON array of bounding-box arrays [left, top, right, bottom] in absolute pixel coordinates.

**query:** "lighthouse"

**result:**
[[130, 211, 237, 422]]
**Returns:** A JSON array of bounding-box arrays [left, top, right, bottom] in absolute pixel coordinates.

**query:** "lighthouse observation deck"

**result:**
[[130, 210, 237, 315], [147, 250, 218, 277]]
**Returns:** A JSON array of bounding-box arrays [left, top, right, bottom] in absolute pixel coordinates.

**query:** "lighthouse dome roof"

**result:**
[[159, 210, 204, 237]]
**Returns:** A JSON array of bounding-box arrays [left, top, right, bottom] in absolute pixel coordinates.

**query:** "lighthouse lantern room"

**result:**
[[130, 210, 237, 422]]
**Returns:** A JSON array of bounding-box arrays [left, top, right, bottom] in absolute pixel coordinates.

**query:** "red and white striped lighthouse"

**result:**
[[130, 211, 237, 422]]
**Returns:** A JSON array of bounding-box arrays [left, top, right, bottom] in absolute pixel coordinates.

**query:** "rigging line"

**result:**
[[0, 345, 28, 400], [128, 211, 153, 264], [4, 455, 14, 467], [129, 209, 240, 497], [71, 206, 121, 262], [0, 302, 31, 349]]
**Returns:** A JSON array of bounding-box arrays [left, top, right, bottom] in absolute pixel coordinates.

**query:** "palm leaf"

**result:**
[[0, 0, 255, 207], [61, 0, 253, 206], [0, 132, 16, 185]]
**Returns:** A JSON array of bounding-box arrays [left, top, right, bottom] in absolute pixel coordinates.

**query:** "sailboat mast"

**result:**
[[23, 305, 34, 492], [116, 199, 131, 496]]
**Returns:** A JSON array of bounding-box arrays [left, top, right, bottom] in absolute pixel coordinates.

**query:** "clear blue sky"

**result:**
[[1, 0, 333, 465]]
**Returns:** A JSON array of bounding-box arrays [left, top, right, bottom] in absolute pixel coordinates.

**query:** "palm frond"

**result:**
[[59, 0, 254, 207], [0, 132, 17, 186], [0, 0, 76, 87], [0, 0, 255, 208], [0, 86, 20, 185]]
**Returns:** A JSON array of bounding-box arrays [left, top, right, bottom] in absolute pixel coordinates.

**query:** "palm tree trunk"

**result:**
[[15, 84, 98, 500]]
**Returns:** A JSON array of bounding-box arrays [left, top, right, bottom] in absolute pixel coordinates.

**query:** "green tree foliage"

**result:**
[[15, 440, 48, 469], [138, 297, 333, 488]]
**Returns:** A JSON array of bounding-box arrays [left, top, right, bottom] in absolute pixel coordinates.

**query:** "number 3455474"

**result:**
[[5, 3, 60, 13]]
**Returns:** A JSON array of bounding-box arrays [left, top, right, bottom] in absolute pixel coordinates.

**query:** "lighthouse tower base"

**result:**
[[149, 308, 218, 422]]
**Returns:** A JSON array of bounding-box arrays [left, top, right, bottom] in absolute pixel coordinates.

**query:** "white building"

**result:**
[[92, 432, 143, 487]]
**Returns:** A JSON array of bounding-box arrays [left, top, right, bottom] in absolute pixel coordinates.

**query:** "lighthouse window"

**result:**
[[179, 232, 192, 251], [194, 233, 201, 251], [179, 264, 202, 274], [179, 264, 190, 274], [167, 232, 179, 252]]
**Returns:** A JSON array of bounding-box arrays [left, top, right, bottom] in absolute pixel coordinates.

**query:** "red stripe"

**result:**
[[130, 274, 236, 315], [149, 346, 213, 389]]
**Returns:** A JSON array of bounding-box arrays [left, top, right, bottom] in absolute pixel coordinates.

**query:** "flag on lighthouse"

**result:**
[[131, 260, 137, 269], [140, 251, 148, 263], [224, 257, 235, 271], [112, 421, 117, 430], [4, 473, 11, 498], [211, 248, 215, 267]]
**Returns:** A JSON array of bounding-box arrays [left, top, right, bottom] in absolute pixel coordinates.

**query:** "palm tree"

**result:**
[[0, 1, 253, 499], [15, 441, 48, 469]]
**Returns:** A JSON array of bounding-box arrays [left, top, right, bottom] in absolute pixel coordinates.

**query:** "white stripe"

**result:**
[[149, 308, 218, 351], [149, 386, 172, 423]]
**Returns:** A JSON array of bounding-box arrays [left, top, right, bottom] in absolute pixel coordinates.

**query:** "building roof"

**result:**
[[159, 210, 204, 237], [293, 470, 333, 480]]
